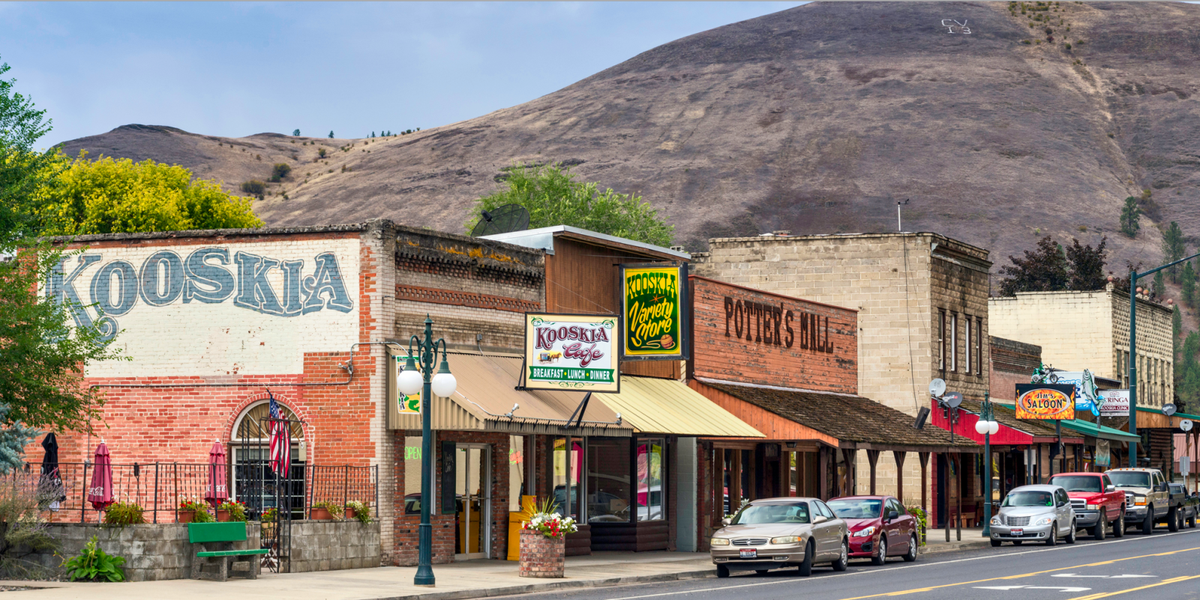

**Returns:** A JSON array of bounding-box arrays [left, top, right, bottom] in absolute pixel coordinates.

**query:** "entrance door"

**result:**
[[455, 445, 491, 559]]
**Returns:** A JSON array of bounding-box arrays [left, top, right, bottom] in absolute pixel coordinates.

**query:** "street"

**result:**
[[510, 529, 1200, 600]]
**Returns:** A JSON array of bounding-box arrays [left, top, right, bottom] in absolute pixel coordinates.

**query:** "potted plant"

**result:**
[[345, 500, 371, 524], [311, 501, 343, 521], [906, 505, 928, 547], [178, 499, 213, 524], [518, 498, 578, 578], [218, 500, 247, 522], [104, 500, 145, 526]]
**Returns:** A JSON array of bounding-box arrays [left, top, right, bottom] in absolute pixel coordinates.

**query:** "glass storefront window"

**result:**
[[551, 437, 582, 519], [587, 438, 630, 523], [509, 436, 525, 512], [404, 435, 423, 514], [637, 439, 665, 522]]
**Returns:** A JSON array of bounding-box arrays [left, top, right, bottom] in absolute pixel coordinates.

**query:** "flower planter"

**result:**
[[216, 509, 231, 522], [345, 507, 357, 521], [311, 507, 335, 521], [177, 510, 195, 524], [519, 530, 565, 578]]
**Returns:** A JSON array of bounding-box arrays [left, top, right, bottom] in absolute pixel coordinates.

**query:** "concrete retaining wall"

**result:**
[[288, 520, 381, 572]]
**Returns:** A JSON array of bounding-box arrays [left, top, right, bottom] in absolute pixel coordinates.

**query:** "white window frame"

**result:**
[[965, 316, 972, 375], [951, 312, 958, 372]]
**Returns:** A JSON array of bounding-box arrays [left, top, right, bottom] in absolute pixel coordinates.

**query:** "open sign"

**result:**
[[1015, 384, 1076, 420]]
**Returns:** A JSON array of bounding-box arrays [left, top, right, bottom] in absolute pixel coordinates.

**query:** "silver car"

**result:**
[[989, 484, 1078, 547], [710, 497, 848, 578]]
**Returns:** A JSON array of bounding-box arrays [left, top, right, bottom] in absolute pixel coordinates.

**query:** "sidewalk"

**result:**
[[6, 533, 992, 600]]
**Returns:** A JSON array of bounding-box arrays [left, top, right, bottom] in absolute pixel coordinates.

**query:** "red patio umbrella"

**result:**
[[204, 441, 229, 508], [87, 442, 113, 511]]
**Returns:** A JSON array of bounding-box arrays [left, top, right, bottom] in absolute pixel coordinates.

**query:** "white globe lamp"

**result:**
[[431, 357, 457, 398], [398, 356, 424, 396], [975, 420, 990, 435]]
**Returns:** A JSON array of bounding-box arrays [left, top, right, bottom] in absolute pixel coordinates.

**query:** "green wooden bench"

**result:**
[[188, 522, 269, 581]]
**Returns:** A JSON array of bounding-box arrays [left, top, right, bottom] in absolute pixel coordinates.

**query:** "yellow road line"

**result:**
[[838, 546, 1200, 600], [1068, 574, 1200, 600]]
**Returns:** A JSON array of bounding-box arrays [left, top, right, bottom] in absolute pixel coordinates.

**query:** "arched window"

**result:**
[[230, 400, 306, 519]]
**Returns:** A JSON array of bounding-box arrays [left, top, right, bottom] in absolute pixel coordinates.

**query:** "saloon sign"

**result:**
[[1015, 384, 1076, 420], [621, 264, 688, 361], [524, 314, 619, 393]]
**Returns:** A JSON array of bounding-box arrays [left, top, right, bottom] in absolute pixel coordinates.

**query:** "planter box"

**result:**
[[519, 530, 565, 578], [311, 507, 336, 521], [216, 509, 231, 522], [177, 510, 195, 524], [345, 508, 357, 521]]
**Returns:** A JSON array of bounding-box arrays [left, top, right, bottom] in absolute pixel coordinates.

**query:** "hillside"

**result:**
[[62, 2, 1200, 287]]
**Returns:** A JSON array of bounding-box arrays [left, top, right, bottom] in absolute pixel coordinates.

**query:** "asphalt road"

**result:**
[[509, 528, 1200, 600]]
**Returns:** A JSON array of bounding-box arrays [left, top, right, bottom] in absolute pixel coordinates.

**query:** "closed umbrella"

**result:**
[[87, 442, 113, 511], [38, 433, 66, 511], [204, 441, 229, 508]]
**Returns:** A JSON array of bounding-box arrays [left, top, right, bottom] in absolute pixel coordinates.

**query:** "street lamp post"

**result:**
[[1126, 252, 1200, 467], [975, 394, 1000, 537], [397, 316, 458, 588]]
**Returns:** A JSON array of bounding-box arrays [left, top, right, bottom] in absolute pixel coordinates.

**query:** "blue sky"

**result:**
[[1, 2, 804, 148]]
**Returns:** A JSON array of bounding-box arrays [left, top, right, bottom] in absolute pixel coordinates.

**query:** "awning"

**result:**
[[1134, 406, 1200, 429], [596, 377, 764, 438], [388, 353, 633, 437], [947, 400, 1083, 446], [696, 378, 977, 453], [1059, 418, 1141, 442]]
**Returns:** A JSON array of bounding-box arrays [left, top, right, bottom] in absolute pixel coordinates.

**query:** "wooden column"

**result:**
[[918, 452, 930, 518], [841, 448, 857, 496], [819, 448, 829, 500], [894, 452, 908, 505], [867, 450, 881, 495]]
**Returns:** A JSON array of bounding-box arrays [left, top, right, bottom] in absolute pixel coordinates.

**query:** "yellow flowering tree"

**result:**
[[37, 152, 262, 236]]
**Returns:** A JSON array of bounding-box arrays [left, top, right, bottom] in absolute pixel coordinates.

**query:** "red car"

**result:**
[[1047, 472, 1126, 539], [828, 495, 918, 564]]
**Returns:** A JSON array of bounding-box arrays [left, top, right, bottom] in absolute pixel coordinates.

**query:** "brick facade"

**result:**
[[989, 336, 1042, 403]]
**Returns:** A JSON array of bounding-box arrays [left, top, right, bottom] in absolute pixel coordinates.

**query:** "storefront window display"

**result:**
[[636, 439, 665, 522], [509, 435, 525, 512], [551, 437, 584, 519], [404, 435, 424, 515], [587, 439, 631, 523]]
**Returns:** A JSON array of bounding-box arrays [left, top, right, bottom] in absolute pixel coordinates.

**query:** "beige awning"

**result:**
[[388, 352, 632, 437], [596, 376, 765, 438]]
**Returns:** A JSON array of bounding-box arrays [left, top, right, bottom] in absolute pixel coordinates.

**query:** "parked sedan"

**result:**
[[989, 484, 1078, 547], [710, 497, 848, 578], [828, 495, 918, 565]]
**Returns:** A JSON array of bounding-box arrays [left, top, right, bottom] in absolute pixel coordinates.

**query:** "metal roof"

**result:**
[[483, 225, 689, 260]]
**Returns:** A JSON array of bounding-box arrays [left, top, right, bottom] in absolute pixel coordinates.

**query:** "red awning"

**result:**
[[930, 399, 1083, 446]]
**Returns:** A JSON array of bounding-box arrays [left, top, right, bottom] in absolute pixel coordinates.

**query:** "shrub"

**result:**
[[269, 162, 292, 182], [0, 483, 59, 578], [905, 506, 928, 546], [1065, 43, 1072, 50], [345, 500, 371, 524], [318, 148, 327, 158], [104, 501, 145, 526], [218, 500, 247, 522], [63, 536, 126, 582], [241, 180, 266, 198]]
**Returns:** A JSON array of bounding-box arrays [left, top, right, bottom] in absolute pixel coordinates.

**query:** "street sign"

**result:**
[[1182, 456, 1191, 477]]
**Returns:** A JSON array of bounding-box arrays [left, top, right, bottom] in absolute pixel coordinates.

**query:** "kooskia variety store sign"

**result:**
[[524, 314, 618, 393], [621, 264, 688, 361], [1015, 384, 1076, 420]]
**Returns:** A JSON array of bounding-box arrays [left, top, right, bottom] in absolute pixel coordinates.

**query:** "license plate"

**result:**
[[740, 549, 758, 559], [1011, 528, 1023, 536]]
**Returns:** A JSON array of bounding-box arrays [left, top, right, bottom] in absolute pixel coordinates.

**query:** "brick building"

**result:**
[[692, 232, 992, 516]]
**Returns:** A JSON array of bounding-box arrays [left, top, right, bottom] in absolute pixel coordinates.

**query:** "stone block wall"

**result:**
[[288, 520, 382, 572]]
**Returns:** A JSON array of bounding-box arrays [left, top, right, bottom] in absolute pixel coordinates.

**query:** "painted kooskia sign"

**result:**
[[524, 313, 619, 393], [620, 264, 689, 361], [1015, 384, 1076, 420]]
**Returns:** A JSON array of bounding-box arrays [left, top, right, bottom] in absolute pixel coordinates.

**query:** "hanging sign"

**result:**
[[393, 355, 421, 414], [1098, 389, 1130, 417], [620, 264, 689, 361], [524, 313, 619, 393], [1095, 440, 1111, 468], [1015, 383, 1076, 420]]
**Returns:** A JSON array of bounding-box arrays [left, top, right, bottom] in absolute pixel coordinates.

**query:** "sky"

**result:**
[[1, 2, 805, 148]]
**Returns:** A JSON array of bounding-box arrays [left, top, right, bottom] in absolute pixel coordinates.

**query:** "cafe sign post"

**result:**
[[524, 313, 620, 393], [620, 264, 689, 361]]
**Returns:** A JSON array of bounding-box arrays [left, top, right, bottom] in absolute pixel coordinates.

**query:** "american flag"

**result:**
[[268, 393, 290, 478]]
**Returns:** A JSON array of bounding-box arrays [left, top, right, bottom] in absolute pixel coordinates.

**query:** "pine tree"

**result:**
[[1120, 196, 1140, 237], [1183, 261, 1196, 307], [0, 404, 37, 475], [371, 131, 375, 138], [328, 131, 334, 139], [1153, 270, 1165, 297], [1173, 304, 1183, 356], [293, 129, 300, 136], [1162, 222, 1185, 281]]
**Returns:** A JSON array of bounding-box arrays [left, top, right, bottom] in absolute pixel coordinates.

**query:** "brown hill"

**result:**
[[62, 2, 1200, 284]]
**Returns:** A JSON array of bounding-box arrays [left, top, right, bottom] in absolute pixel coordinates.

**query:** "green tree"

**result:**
[[1120, 196, 1140, 237], [328, 131, 334, 139], [1153, 270, 1165, 298], [467, 163, 674, 247], [1183, 261, 1197, 307], [36, 152, 263, 236], [1173, 304, 1183, 353], [270, 162, 291, 182], [1162, 221, 1185, 282], [1, 58, 61, 240], [999, 236, 1110, 296], [1066, 236, 1108, 291], [292, 129, 300, 136]]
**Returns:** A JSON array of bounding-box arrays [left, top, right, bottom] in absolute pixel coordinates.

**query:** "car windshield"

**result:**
[[1108, 472, 1151, 488], [1049, 476, 1101, 493], [827, 499, 882, 519], [1002, 491, 1054, 507], [731, 503, 810, 525]]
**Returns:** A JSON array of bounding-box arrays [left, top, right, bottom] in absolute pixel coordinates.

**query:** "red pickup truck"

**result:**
[[1048, 472, 1126, 539]]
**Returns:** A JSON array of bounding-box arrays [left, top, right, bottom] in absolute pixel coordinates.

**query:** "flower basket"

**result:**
[[344, 507, 356, 520], [311, 507, 334, 521], [177, 510, 195, 524], [519, 530, 565, 578], [216, 509, 231, 522]]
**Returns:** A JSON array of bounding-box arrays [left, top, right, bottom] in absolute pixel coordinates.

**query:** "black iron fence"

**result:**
[[4, 461, 377, 524]]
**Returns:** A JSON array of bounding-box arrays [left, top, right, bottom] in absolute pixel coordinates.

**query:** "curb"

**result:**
[[919, 539, 992, 555], [366, 568, 716, 600]]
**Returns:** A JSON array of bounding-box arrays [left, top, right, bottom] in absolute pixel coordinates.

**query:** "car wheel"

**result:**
[[990, 539, 1002, 547], [832, 538, 849, 572], [872, 538, 887, 566], [1045, 524, 1057, 546], [903, 535, 918, 562], [798, 540, 814, 577], [1189, 513, 1196, 529], [1142, 508, 1154, 535], [1092, 515, 1106, 541], [1112, 512, 1125, 538], [1066, 520, 1077, 544], [717, 565, 730, 578], [1168, 508, 1180, 532]]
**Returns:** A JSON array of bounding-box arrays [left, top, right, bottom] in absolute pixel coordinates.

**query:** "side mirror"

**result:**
[[1105, 485, 1115, 493], [813, 515, 828, 524], [722, 517, 732, 527], [887, 510, 899, 521]]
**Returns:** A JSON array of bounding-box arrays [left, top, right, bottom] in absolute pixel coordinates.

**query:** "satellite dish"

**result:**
[[943, 392, 963, 408], [470, 204, 530, 237], [1181, 419, 1194, 432], [1163, 404, 1177, 417], [929, 379, 947, 398]]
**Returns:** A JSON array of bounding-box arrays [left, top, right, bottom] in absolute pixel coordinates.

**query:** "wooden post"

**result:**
[[842, 449, 857, 495], [819, 448, 829, 500], [954, 454, 962, 541], [918, 452, 929, 517], [894, 452, 908, 505], [867, 450, 881, 495]]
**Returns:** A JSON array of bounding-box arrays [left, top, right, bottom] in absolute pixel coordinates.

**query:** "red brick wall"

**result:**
[[690, 276, 858, 394]]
